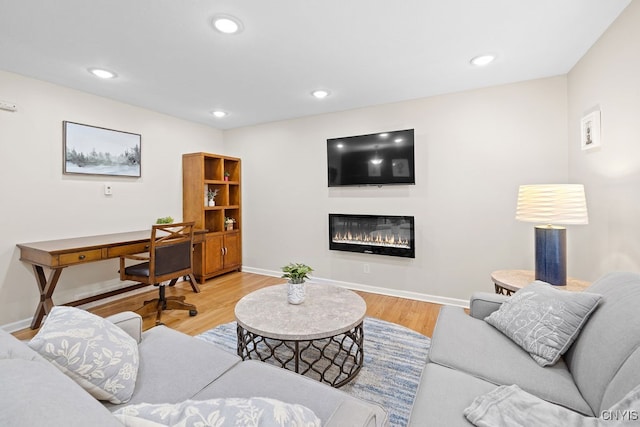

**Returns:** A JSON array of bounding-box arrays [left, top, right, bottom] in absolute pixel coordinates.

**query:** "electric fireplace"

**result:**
[[329, 214, 415, 258]]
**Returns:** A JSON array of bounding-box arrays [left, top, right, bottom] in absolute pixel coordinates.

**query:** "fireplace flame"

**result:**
[[332, 231, 410, 249]]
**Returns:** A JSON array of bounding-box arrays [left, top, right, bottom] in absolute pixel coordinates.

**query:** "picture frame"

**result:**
[[63, 121, 141, 177], [580, 111, 601, 151]]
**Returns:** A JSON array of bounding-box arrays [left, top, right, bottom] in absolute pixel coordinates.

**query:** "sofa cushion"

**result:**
[[428, 306, 593, 415], [192, 359, 387, 426], [113, 397, 321, 427], [0, 327, 47, 362], [28, 306, 139, 404], [0, 358, 123, 427], [484, 281, 601, 366], [104, 324, 241, 409], [1, 328, 123, 426], [409, 363, 496, 427], [464, 384, 603, 427]]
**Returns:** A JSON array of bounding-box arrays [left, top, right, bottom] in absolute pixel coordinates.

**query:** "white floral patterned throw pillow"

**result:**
[[28, 306, 139, 404], [113, 397, 322, 427]]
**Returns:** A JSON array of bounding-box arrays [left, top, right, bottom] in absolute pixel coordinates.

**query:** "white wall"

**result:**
[[225, 76, 569, 303], [8, 36, 621, 327], [567, 1, 640, 280], [0, 70, 223, 327]]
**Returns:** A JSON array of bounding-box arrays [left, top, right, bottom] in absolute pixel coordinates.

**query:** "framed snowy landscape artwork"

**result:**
[[63, 121, 141, 177]]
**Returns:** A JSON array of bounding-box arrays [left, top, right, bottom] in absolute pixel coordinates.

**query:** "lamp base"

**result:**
[[534, 226, 567, 286]]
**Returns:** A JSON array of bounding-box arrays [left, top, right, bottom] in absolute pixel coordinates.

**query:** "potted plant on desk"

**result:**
[[281, 262, 313, 304]]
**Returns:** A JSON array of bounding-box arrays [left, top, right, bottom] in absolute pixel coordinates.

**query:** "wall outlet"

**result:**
[[104, 183, 113, 195], [363, 263, 370, 274]]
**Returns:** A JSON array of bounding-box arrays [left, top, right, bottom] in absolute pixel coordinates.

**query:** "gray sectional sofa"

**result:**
[[0, 310, 386, 426], [409, 271, 640, 426]]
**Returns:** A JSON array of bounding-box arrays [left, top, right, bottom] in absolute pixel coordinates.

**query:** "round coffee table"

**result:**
[[234, 283, 366, 388]]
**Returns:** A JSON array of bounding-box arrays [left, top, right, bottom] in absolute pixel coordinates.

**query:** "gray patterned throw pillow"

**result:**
[[28, 306, 139, 404], [485, 281, 602, 366]]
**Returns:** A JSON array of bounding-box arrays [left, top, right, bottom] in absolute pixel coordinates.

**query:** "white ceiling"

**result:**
[[0, 0, 631, 130]]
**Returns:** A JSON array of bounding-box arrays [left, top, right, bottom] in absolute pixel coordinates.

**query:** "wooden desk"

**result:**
[[17, 230, 205, 329], [491, 269, 590, 296]]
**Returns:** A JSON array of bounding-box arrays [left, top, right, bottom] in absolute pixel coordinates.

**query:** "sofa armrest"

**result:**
[[106, 311, 142, 344], [469, 292, 509, 319]]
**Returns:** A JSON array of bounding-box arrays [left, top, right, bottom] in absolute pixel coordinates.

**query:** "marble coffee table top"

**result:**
[[234, 283, 367, 340]]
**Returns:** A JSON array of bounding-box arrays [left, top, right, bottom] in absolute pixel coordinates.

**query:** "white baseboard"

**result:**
[[3, 268, 468, 333], [2, 318, 32, 334], [241, 266, 469, 309], [1, 280, 166, 333]]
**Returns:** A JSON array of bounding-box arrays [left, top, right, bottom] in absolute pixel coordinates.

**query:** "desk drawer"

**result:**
[[59, 249, 103, 265], [106, 242, 150, 258]]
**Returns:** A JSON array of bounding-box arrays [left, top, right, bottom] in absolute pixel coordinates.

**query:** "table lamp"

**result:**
[[516, 184, 588, 286]]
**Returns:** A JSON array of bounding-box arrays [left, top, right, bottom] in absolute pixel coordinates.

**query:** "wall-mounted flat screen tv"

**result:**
[[327, 129, 415, 187]]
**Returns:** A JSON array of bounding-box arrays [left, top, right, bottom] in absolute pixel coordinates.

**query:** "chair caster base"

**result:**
[[189, 309, 197, 317]]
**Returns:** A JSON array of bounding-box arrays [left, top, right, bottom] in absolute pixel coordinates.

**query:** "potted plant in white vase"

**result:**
[[281, 262, 313, 304], [207, 188, 218, 207]]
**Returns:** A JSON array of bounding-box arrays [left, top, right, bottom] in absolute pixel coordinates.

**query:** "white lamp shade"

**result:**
[[516, 184, 588, 225]]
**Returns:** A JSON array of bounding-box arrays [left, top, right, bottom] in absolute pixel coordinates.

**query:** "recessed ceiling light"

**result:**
[[212, 14, 244, 34], [311, 89, 330, 99], [470, 54, 496, 67], [394, 138, 403, 143], [212, 110, 228, 118], [88, 68, 117, 79]]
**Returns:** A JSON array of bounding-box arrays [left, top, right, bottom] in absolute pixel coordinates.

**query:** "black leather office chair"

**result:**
[[119, 221, 198, 325]]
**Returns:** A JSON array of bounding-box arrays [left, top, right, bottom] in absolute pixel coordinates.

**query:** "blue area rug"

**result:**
[[197, 317, 430, 427]]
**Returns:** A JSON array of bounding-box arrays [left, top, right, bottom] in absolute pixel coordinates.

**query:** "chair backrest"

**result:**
[[148, 222, 195, 282], [564, 272, 640, 414]]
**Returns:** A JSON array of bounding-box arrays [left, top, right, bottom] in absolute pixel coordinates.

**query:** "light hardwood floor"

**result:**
[[12, 272, 443, 340]]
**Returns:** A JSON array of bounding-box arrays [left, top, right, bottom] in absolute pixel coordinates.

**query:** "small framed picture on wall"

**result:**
[[581, 110, 601, 151]]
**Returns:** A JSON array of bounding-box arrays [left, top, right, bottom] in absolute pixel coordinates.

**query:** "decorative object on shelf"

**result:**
[[581, 110, 601, 151], [207, 188, 219, 207], [155, 216, 174, 224], [224, 171, 230, 181], [224, 217, 236, 231], [281, 262, 313, 304], [516, 184, 588, 286], [63, 121, 141, 177]]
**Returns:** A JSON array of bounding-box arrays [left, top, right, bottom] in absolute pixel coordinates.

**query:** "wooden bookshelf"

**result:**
[[183, 153, 241, 283]]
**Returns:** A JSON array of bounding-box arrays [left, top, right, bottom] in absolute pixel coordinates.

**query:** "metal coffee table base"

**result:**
[[236, 322, 364, 388]]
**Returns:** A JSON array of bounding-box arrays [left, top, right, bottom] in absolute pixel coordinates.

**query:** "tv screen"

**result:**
[[327, 129, 415, 187]]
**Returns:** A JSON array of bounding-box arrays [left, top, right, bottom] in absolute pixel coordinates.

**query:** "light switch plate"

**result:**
[[0, 100, 17, 112]]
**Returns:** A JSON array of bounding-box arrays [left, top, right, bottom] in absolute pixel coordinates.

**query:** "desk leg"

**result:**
[[187, 273, 200, 293], [31, 265, 64, 330]]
